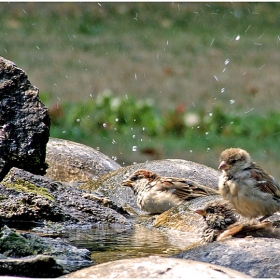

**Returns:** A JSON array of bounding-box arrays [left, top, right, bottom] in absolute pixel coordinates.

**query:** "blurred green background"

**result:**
[[1, 2, 280, 179]]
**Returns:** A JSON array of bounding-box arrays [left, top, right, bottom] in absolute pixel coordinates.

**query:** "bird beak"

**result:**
[[121, 180, 133, 187], [218, 160, 229, 170], [195, 209, 207, 217]]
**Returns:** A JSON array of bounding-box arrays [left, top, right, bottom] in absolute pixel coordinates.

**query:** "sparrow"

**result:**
[[121, 169, 219, 214], [195, 200, 275, 242], [195, 200, 238, 242], [218, 148, 280, 221]]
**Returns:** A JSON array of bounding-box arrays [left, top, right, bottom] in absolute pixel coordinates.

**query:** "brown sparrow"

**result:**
[[195, 201, 275, 242], [122, 169, 219, 214], [195, 200, 238, 242], [218, 148, 280, 221]]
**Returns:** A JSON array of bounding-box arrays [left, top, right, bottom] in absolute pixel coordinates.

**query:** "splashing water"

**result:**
[[224, 59, 230, 65]]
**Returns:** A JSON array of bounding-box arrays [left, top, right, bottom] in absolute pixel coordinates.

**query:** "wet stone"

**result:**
[[173, 237, 280, 278]]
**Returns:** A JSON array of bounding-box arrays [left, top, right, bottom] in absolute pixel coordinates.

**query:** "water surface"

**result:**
[[63, 217, 200, 264]]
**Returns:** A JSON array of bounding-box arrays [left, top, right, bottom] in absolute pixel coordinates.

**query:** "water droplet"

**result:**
[[221, 88, 225, 93], [230, 121, 234, 124], [235, 34, 240, 41], [112, 139, 117, 144], [190, 150, 193, 153], [142, 127, 146, 131], [76, 119, 80, 123], [207, 148, 210, 151], [132, 146, 137, 152], [62, 131, 66, 134], [197, 126, 200, 128], [134, 119, 136, 122], [230, 99, 235, 104], [205, 132, 209, 135], [224, 59, 230, 65], [103, 123, 107, 127], [132, 135, 136, 138], [209, 113, 213, 117], [89, 94, 93, 97], [115, 118, 119, 122], [36, 46, 40, 50]]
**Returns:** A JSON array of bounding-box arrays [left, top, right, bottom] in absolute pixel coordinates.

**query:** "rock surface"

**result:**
[[83, 159, 220, 215], [173, 237, 280, 278], [45, 137, 121, 183], [0, 225, 92, 277], [0, 167, 129, 228], [0, 56, 50, 181], [0, 254, 64, 278], [63, 256, 249, 278]]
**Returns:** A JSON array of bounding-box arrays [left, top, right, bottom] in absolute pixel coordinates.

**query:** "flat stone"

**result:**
[[173, 237, 280, 278], [63, 256, 249, 278]]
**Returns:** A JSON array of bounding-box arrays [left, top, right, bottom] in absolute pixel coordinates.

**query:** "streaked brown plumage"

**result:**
[[195, 200, 238, 242], [122, 169, 218, 214], [218, 148, 280, 221], [195, 200, 276, 242]]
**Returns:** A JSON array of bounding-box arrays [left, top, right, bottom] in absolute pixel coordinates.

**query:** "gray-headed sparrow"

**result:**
[[218, 148, 280, 221], [122, 169, 219, 214]]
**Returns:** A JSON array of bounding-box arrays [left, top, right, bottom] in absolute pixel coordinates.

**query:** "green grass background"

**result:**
[[1, 2, 280, 179]]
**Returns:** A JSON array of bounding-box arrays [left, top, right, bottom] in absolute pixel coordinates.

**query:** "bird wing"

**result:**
[[249, 164, 280, 199], [158, 178, 218, 201]]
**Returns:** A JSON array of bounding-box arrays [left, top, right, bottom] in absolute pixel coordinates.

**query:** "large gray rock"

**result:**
[[0, 56, 50, 181], [63, 256, 249, 278], [45, 138, 121, 183], [173, 237, 280, 278]]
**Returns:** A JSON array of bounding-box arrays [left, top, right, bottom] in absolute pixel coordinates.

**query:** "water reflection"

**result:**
[[63, 217, 199, 264]]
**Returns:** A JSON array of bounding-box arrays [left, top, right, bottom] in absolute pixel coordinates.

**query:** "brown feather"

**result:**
[[249, 164, 280, 198], [157, 177, 218, 200]]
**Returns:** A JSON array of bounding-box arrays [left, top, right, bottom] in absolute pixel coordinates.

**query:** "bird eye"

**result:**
[[230, 159, 237, 164], [130, 175, 138, 181], [207, 208, 215, 214]]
